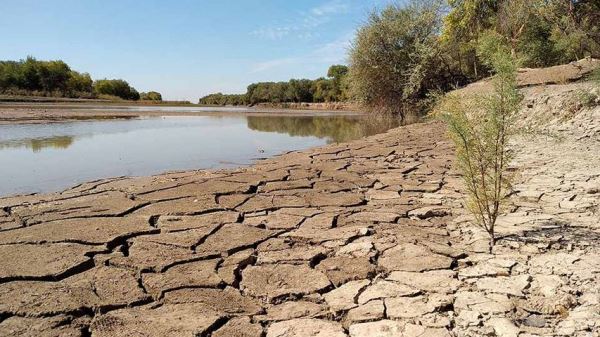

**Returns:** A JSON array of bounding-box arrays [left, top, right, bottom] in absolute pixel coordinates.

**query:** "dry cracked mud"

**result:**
[[0, 120, 463, 337], [1, 62, 599, 336]]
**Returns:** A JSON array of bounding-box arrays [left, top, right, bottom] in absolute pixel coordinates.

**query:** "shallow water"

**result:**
[[0, 114, 399, 196]]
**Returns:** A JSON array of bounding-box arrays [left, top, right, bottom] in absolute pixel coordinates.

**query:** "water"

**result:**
[[0, 114, 399, 196]]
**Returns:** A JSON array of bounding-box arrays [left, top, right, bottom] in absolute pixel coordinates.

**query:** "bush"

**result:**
[[347, 0, 455, 118], [93, 79, 139, 100], [436, 45, 523, 251], [140, 91, 162, 101]]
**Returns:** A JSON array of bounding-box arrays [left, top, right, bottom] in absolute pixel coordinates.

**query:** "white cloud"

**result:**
[[250, 0, 350, 41], [311, 0, 349, 16], [249, 32, 352, 74], [250, 57, 298, 74]]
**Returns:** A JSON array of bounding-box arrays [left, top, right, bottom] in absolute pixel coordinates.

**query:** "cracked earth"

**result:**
[[0, 63, 598, 337]]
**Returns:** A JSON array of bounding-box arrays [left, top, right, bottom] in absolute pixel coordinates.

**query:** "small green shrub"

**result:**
[[436, 46, 523, 251]]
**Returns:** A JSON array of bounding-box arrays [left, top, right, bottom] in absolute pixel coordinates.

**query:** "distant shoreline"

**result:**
[[0, 101, 363, 125]]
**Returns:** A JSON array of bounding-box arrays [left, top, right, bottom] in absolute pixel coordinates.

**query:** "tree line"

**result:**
[[0, 57, 162, 101], [202, 0, 599, 115], [199, 65, 349, 106], [347, 0, 600, 117]]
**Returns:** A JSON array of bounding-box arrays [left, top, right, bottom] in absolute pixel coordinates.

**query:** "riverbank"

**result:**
[[0, 67, 598, 336], [0, 102, 363, 125]]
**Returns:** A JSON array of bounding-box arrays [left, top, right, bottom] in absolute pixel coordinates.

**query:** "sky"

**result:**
[[1, 0, 395, 101]]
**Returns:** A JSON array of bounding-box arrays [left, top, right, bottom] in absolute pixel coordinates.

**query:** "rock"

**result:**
[[349, 320, 405, 337], [266, 319, 347, 337], [213, 317, 263, 337], [90, 304, 223, 337], [523, 315, 546, 328], [241, 265, 331, 301], [378, 243, 453, 272], [324, 280, 370, 312]]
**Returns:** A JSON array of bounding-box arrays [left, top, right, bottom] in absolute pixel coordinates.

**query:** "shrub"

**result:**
[[348, 0, 458, 118], [436, 45, 523, 251], [141, 91, 162, 101], [93, 79, 139, 100]]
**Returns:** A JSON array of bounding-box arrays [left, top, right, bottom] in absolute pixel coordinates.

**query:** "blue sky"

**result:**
[[1, 0, 394, 101]]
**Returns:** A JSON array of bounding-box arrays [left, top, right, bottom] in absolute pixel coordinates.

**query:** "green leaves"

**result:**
[[439, 48, 522, 250]]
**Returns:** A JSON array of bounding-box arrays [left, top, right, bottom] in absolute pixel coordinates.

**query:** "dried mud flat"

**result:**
[[0, 120, 463, 337], [0, 68, 599, 336]]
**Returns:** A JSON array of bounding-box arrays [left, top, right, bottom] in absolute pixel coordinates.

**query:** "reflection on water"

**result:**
[[0, 135, 75, 152], [247, 115, 401, 143], [0, 114, 400, 196]]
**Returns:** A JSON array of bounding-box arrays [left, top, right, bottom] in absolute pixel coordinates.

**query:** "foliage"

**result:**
[[0, 57, 140, 100], [436, 47, 522, 250], [347, 0, 459, 117], [140, 91, 163, 101], [199, 65, 349, 106], [199, 92, 246, 105], [93, 79, 140, 100], [442, 0, 600, 74]]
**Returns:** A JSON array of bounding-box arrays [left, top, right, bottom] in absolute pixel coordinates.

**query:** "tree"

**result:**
[[327, 65, 349, 101], [66, 71, 93, 96], [348, 0, 450, 117], [93, 79, 140, 100], [141, 91, 162, 101], [437, 41, 522, 251]]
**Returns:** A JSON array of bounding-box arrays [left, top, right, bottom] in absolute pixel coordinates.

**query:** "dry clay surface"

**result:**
[[0, 120, 463, 337], [1, 73, 599, 336]]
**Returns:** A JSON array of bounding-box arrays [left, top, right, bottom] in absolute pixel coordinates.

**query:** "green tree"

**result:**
[[348, 0, 450, 117], [93, 79, 140, 100], [327, 65, 349, 101], [66, 71, 93, 96], [140, 91, 163, 101]]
